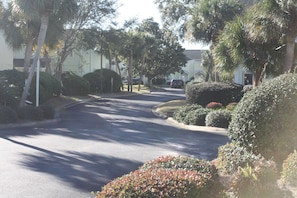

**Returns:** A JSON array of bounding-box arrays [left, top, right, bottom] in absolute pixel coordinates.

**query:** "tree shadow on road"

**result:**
[[2, 137, 142, 193]]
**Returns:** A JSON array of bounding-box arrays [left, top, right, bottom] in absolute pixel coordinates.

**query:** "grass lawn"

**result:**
[[155, 100, 186, 117]]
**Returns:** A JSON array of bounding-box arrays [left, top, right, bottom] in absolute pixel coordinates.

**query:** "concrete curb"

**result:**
[[152, 105, 227, 136], [0, 92, 142, 129]]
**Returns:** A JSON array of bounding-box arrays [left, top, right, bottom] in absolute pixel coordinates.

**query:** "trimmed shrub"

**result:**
[[0, 106, 18, 124], [281, 151, 297, 186], [39, 105, 55, 119], [206, 102, 223, 109], [173, 104, 203, 123], [140, 155, 218, 176], [0, 69, 25, 93], [217, 142, 261, 174], [83, 69, 122, 93], [29, 72, 62, 105], [61, 72, 90, 96], [205, 109, 232, 128], [17, 106, 44, 121], [226, 102, 237, 111], [186, 82, 243, 107], [230, 159, 284, 198], [0, 84, 19, 109], [97, 169, 218, 198], [96, 156, 222, 198], [184, 108, 210, 126], [242, 84, 253, 94], [228, 73, 297, 165]]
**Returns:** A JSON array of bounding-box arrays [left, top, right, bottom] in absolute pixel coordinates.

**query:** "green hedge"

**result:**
[[186, 82, 243, 107], [29, 72, 62, 105], [217, 142, 261, 174], [205, 109, 232, 128], [173, 104, 203, 123], [0, 70, 61, 106], [17, 106, 44, 121], [83, 69, 122, 93], [228, 73, 297, 165], [61, 72, 90, 96], [0, 106, 18, 124], [96, 156, 222, 198]]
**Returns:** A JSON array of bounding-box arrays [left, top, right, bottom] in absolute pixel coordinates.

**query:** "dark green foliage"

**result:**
[[0, 83, 19, 109], [173, 104, 203, 123], [0, 106, 18, 124], [186, 82, 243, 106], [281, 151, 297, 186], [0, 69, 25, 93], [29, 72, 62, 105], [184, 108, 210, 126], [205, 109, 232, 128], [217, 142, 261, 174], [83, 69, 122, 93], [96, 156, 222, 198], [231, 159, 284, 198], [0, 70, 61, 106], [61, 72, 90, 96], [228, 74, 297, 165], [0, 69, 25, 107], [39, 104, 55, 119], [17, 106, 44, 121], [152, 78, 165, 85]]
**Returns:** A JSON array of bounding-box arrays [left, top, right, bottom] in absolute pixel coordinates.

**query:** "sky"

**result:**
[[116, 0, 208, 50]]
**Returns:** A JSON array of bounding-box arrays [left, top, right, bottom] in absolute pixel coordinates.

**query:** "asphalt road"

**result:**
[[0, 88, 229, 198]]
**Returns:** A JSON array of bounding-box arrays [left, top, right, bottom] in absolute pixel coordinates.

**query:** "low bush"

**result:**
[[0, 106, 18, 124], [140, 155, 218, 176], [97, 155, 222, 198], [173, 104, 203, 123], [61, 72, 90, 96], [83, 69, 122, 93], [217, 142, 261, 174], [39, 105, 55, 119], [97, 169, 218, 198], [183, 108, 210, 126], [206, 102, 223, 109], [29, 72, 62, 105], [230, 159, 284, 198], [228, 73, 297, 166], [186, 82, 243, 107], [281, 151, 297, 186], [205, 109, 232, 128], [226, 102, 237, 111], [17, 106, 44, 121]]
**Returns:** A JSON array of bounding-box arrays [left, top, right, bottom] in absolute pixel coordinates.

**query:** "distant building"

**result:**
[[168, 50, 204, 83], [0, 32, 13, 70]]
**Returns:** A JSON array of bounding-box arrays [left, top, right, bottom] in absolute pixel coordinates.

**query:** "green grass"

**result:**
[[156, 100, 187, 117]]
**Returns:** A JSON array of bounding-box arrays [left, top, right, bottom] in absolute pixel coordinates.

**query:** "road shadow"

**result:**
[[3, 137, 142, 193]]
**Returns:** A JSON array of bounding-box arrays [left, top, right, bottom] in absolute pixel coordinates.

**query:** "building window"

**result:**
[[244, 73, 253, 85]]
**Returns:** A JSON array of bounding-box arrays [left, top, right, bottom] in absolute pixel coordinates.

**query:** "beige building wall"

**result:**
[[62, 49, 109, 76], [0, 32, 13, 70]]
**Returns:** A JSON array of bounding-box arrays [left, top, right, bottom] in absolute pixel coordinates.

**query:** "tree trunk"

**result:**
[[253, 68, 261, 87], [19, 14, 49, 107], [284, 35, 296, 73], [23, 37, 34, 74]]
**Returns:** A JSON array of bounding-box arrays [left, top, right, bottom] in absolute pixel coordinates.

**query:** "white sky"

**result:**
[[117, 0, 208, 50]]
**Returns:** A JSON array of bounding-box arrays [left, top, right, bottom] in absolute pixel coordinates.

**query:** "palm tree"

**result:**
[[213, 8, 284, 86], [189, 0, 243, 46], [15, 0, 77, 106], [254, 0, 297, 73]]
